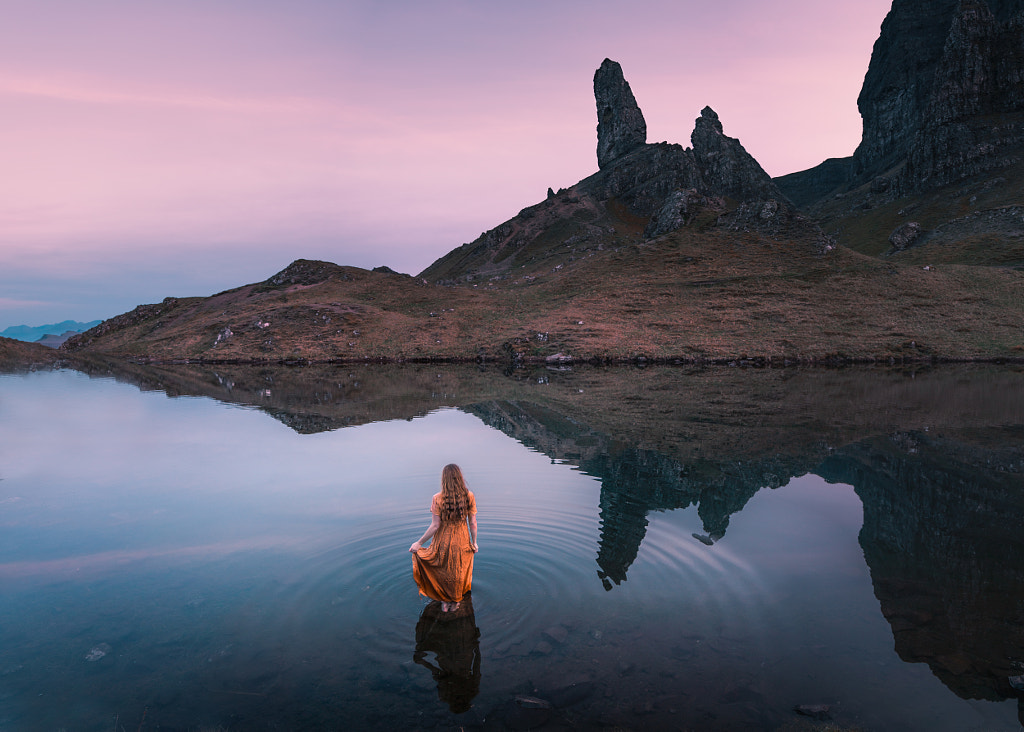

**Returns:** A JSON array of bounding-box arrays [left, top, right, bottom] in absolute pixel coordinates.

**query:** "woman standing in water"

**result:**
[[409, 464, 478, 612]]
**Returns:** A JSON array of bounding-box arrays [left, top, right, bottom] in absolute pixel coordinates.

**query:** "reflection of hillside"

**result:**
[[63, 356, 498, 432], [819, 434, 1024, 721], [66, 359, 1024, 598], [64, 358, 1024, 450]]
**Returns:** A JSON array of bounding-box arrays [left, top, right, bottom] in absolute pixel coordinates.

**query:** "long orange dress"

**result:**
[[412, 491, 476, 603]]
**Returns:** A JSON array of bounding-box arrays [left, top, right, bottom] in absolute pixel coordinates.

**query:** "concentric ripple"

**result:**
[[268, 487, 782, 670]]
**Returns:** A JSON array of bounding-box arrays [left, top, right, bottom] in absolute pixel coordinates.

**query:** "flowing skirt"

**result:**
[[412, 520, 474, 602]]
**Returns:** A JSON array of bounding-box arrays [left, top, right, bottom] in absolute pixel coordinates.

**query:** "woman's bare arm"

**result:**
[[469, 514, 478, 552], [409, 514, 441, 552]]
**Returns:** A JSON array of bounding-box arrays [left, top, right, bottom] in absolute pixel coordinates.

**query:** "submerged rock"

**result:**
[[794, 703, 832, 720], [84, 643, 111, 662]]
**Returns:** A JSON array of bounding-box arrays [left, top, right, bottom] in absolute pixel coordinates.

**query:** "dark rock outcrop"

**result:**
[[645, 189, 724, 238], [904, 0, 1024, 189], [774, 158, 854, 210], [777, 0, 1024, 205], [691, 107, 781, 202], [888, 221, 923, 251], [853, 0, 965, 181], [260, 259, 346, 289], [578, 142, 703, 217], [594, 59, 648, 169], [421, 61, 796, 283]]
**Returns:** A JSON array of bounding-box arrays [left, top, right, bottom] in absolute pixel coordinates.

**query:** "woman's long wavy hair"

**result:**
[[438, 464, 470, 522]]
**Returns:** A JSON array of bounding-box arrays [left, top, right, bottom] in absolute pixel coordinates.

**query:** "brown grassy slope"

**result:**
[[62, 221, 1024, 362], [0, 336, 60, 372], [806, 157, 1024, 266]]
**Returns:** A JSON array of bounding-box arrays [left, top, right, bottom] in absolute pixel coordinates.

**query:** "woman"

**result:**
[[409, 463, 478, 612]]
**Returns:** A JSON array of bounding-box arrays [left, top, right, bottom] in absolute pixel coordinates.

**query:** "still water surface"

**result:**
[[0, 366, 1022, 730]]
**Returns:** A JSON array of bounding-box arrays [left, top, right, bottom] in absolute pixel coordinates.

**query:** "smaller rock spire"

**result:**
[[691, 106, 782, 202], [594, 59, 647, 169], [695, 106, 723, 134]]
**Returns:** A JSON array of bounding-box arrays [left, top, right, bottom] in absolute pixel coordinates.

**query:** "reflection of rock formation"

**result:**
[[465, 401, 817, 589], [819, 432, 1024, 718], [413, 595, 481, 714]]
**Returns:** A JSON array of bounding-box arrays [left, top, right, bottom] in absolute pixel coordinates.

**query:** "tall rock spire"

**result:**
[[594, 59, 647, 169]]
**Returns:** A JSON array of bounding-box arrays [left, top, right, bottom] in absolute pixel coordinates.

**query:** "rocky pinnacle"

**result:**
[[691, 107, 781, 202], [594, 59, 647, 169]]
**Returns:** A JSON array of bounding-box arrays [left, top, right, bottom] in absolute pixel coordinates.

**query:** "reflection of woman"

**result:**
[[413, 594, 481, 713], [409, 464, 478, 612]]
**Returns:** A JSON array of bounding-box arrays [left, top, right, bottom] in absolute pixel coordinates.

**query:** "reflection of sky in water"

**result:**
[[0, 369, 595, 573], [0, 369, 1020, 731]]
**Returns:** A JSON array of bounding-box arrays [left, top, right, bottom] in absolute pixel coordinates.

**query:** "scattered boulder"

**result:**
[[503, 696, 552, 730], [542, 624, 569, 644], [889, 222, 924, 251], [547, 680, 594, 708], [871, 176, 892, 194]]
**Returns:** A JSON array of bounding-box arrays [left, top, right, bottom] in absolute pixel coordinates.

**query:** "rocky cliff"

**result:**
[[777, 0, 1024, 206], [420, 59, 796, 285]]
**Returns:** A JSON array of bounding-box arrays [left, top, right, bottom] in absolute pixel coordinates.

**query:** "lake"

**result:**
[[1, 362, 1022, 730]]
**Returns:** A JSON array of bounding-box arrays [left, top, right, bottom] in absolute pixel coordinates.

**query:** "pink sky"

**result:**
[[0, 0, 893, 329]]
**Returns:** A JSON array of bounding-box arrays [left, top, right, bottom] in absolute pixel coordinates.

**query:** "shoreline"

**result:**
[[59, 353, 1024, 368]]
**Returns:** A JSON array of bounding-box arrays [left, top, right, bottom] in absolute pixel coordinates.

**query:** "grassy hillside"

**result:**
[[62, 215, 1024, 363], [0, 336, 60, 372], [802, 158, 1024, 267]]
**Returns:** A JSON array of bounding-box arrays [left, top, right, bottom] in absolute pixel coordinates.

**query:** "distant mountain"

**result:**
[[1, 320, 103, 343], [36, 331, 82, 349]]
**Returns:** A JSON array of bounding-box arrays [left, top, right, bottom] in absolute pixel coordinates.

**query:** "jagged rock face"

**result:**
[[691, 107, 782, 202], [904, 1, 1024, 189], [580, 142, 703, 217], [853, 0, 963, 179], [594, 59, 647, 169], [644, 189, 724, 238], [782, 0, 1024, 205], [589, 76, 788, 218]]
